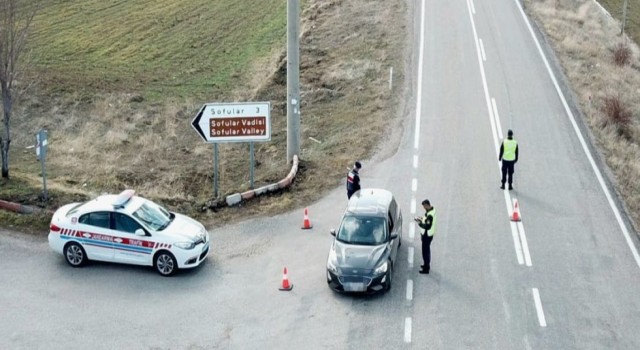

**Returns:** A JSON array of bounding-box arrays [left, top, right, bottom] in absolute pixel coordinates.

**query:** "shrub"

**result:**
[[601, 94, 633, 138], [613, 43, 631, 66]]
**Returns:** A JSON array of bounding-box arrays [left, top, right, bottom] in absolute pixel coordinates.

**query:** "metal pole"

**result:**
[[286, 0, 301, 163], [621, 0, 629, 35], [41, 153, 48, 201], [249, 142, 254, 189], [214, 144, 219, 198]]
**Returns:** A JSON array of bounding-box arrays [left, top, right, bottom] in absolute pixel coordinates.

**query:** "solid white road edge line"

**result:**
[[491, 98, 504, 140], [479, 38, 487, 61], [510, 221, 525, 264], [515, 0, 640, 269], [532, 288, 547, 327], [404, 317, 412, 343], [466, 0, 499, 153], [468, 0, 529, 268], [407, 279, 414, 301], [414, 0, 426, 150], [516, 221, 532, 267], [470, 0, 476, 15], [408, 247, 414, 268]]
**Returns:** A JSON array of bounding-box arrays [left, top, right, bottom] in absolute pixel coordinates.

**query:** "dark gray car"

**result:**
[[327, 188, 402, 293]]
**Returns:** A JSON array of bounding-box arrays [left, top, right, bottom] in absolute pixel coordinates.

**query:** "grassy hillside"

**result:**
[[1, 0, 409, 231], [30, 0, 287, 100]]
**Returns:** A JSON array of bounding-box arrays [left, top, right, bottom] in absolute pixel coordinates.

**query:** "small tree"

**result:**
[[0, 0, 38, 178]]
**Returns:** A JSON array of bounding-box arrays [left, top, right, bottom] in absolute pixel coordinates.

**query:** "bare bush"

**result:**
[[601, 95, 633, 138], [613, 43, 632, 66]]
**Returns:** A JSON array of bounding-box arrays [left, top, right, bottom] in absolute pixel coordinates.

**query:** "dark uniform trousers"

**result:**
[[421, 234, 433, 270], [501, 160, 515, 186]]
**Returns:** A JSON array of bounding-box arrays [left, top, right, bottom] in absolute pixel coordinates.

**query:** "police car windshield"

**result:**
[[337, 216, 387, 245], [132, 201, 171, 231]]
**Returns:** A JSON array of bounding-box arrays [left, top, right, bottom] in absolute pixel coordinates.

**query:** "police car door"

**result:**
[[112, 212, 152, 265], [77, 211, 115, 262]]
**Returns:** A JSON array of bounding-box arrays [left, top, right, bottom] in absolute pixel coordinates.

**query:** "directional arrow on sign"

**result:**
[[191, 105, 208, 142]]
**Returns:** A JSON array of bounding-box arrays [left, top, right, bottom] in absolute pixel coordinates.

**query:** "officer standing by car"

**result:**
[[346, 161, 362, 199], [415, 199, 436, 274], [498, 129, 519, 190]]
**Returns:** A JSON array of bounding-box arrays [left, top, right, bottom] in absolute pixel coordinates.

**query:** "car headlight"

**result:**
[[327, 249, 338, 273], [174, 241, 196, 250], [373, 261, 388, 275]]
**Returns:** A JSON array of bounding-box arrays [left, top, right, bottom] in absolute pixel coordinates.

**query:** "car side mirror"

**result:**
[[135, 229, 146, 237], [330, 229, 336, 237], [390, 233, 398, 240]]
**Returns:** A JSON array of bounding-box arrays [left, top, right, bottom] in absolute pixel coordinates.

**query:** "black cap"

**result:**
[[354, 161, 362, 169]]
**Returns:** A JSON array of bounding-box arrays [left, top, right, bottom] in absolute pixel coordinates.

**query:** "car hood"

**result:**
[[333, 240, 388, 270], [161, 213, 207, 242]]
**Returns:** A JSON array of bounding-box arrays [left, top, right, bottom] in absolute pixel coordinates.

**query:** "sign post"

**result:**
[[192, 102, 271, 197], [36, 129, 49, 201]]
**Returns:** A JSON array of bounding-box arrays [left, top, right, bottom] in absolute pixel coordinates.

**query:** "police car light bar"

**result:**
[[113, 189, 136, 209]]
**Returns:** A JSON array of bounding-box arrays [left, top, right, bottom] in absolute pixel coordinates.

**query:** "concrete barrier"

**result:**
[[225, 155, 300, 206]]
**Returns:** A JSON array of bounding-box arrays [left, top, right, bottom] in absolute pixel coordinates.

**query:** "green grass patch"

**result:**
[[0, 175, 89, 233], [597, 0, 640, 43], [29, 0, 287, 101]]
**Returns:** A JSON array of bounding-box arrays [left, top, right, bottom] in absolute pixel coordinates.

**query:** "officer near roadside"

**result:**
[[346, 161, 362, 199], [498, 129, 519, 190], [415, 199, 436, 274]]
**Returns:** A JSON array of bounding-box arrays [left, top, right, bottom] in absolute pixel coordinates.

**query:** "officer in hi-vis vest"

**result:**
[[499, 129, 519, 190], [415, 199, 436, 274]]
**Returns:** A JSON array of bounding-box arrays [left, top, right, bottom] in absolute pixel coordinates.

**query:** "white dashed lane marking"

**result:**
[[404, 317, 412, 343], [532, 288, 547, 327], [408, 247, 414, 269]]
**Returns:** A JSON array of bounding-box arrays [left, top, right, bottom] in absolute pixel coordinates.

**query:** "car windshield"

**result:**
[[132, 201, 172, 231], [337, 216, 387, 245]]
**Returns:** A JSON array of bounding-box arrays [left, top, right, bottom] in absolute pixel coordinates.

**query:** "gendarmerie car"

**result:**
[[327, 188, 402, 293], [48, 190, 210, 276]]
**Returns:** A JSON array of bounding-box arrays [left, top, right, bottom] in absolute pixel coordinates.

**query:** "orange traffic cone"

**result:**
[[511, 200, 522, 222], [279, 267, 293, 291], [301, 208, 313, 229]]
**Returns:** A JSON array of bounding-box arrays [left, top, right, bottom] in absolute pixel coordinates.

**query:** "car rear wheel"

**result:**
[[64, 242, 87, 267], [154, 251, 178, 277]]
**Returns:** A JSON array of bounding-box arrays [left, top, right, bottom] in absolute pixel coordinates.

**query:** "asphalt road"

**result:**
[[2, 0, 640, 349]]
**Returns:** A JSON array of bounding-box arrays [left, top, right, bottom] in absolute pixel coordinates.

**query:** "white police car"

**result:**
[[48, 190, 210, 276]]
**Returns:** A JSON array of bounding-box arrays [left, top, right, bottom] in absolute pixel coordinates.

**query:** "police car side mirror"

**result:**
[[390, 233, 398, 240], [135, 229, 146, 237], [330, 229, 336, 237]]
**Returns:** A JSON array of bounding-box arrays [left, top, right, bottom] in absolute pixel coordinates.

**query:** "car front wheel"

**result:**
[[154, 251, 178, 277], [64, 242, 87, 267]]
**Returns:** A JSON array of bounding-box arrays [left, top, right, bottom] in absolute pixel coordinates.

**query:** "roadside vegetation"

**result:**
[[525, 0, 640, 231], [0, 0, 409, 232]]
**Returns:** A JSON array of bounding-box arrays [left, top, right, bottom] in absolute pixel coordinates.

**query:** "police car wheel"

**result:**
[[154, 251, 177, 276], [64, 242, 87, 267]]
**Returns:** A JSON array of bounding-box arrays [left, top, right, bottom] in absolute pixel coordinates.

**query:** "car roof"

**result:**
[[345, 188, 394, 217], [76, 194, 145, 215]]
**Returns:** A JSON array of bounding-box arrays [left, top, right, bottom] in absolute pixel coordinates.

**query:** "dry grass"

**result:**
[[613, 42, 632, 65], [1, 0, 408, 229], [525, 0, 640, 230]]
